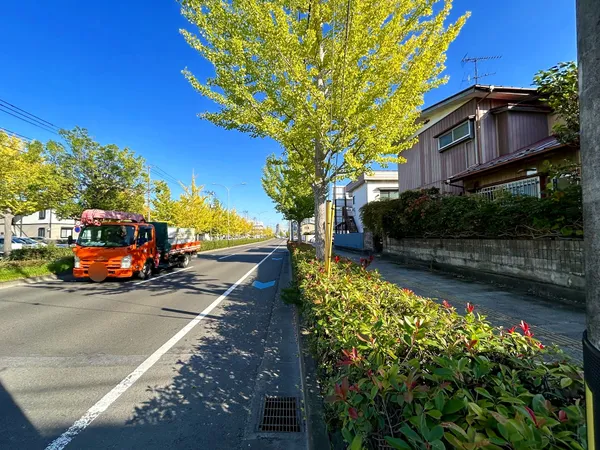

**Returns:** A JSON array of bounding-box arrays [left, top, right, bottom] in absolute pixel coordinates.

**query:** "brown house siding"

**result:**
[[478, 99, 506, 163], [398, 99, 477, 193], [496, 111, 549, 155], [497, 113, 510, 156], [507, 112, 549, 153]]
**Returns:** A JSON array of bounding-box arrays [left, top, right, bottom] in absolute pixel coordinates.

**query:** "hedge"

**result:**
[[199, 237, 271, 251], [289, 243, 585, 449], [8, 244, 74, 261], [360, 186, 583, 240]]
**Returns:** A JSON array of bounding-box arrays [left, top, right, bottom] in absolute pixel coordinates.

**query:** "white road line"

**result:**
[[45, 243, 283, 450], [133, 266, 193, 285], [218, 253, 236, 260]]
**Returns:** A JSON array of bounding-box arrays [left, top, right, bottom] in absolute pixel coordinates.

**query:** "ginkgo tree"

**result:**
[[173, 176, 213, 233], [262, 154, 313, 242], [0, 132, 64, 254], [152, 180, 177, 224], [180, 0, 468, 258]]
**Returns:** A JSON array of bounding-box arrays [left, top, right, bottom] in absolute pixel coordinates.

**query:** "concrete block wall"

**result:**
[[384, 238, 585, 292]]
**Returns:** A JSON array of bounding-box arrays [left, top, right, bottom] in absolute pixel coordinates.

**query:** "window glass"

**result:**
[[136, 227, 153, 246], [452, 121, 470, 140], [380, 190, 399, 200], [438, 132, 453, 149], [38, 228, 46, 238], [77, 225, 136, 247], [39, 210, 46, 220], [60, 228, 72, 238], [438, 120, 471, 150]]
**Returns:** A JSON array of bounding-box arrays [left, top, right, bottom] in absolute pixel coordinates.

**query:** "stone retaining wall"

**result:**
[[384, 238, 585, 292]]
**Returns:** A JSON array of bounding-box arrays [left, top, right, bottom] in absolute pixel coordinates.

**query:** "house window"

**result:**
[[39, 210, 47, 220], [38, 228, 46, 238], [438, 120, 473, 151], [379, 190, 399, 200], [60, 228, 72, 238]]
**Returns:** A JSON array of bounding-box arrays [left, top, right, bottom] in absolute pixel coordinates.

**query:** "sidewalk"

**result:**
[[335, 250, 585, 363]]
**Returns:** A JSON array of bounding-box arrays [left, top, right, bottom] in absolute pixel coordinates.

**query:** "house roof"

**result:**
[[345, 171, 399, 193], [409, 85, 540, 141], [449, 136, 567, 181], [421, 85, 538, 118]]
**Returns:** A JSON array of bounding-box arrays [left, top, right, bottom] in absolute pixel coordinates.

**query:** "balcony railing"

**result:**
[[477, 176, 541, 200]]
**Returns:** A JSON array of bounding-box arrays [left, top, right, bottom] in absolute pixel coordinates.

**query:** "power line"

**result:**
[[0, 142, 27, 154], [0, 127, 32, 141], [0, 105, 59, 135], [152, 165, 182, 187], [0, 98, 59, 129]]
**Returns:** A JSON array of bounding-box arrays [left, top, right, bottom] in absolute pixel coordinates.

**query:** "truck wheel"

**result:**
[[136, 261, 152, 280], [179, 254, 191, 268]]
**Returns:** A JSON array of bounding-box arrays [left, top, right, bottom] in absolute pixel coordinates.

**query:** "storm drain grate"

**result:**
[[258, 396, 301, 432]]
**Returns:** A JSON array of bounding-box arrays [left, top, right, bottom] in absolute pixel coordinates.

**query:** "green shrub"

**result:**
[[360, 186, 583, 239], [8, 244, 74, 261], [199, 237, 270, 251], [290, 245, 585, 449]]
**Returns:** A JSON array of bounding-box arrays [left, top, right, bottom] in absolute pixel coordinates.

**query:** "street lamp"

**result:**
[[212, 182, 247, 242]]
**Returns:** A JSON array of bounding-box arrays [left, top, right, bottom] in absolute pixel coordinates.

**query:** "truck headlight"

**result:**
[[121, 255, 132, 269], [74, 256, 80, 268]]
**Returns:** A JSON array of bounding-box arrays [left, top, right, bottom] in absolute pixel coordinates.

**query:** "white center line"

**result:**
[[218, 253, 236, 260], [45, 243, 283, 450], [134, 267, 193, 285]]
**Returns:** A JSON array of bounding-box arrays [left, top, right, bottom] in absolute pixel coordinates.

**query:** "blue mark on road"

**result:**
[[253, 280, 276, 289], [272, 257, 283, 261]]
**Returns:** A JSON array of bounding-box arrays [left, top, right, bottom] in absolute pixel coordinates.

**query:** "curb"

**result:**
[[0, 272, 75, 290], [288, 250, 331, 450]]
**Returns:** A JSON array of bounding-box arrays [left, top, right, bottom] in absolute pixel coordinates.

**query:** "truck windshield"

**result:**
[[77, 225, 136, 248]]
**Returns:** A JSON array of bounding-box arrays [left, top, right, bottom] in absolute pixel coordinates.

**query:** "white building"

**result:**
[[332, 185, 353, 232], [343, 171, 399, 233], [0, 209, 77, 241]]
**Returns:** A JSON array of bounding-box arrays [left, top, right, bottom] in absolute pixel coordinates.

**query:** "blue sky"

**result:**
[[0, 0, 576, 228]]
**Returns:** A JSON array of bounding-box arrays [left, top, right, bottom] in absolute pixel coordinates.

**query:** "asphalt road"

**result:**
[[0, 239, 295, 449]]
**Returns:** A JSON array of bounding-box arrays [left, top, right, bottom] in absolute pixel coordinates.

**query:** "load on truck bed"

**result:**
[[73, 209, 201, 282]]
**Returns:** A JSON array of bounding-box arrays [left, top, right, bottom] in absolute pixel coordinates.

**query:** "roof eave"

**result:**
[[449, 143, 568, 181]]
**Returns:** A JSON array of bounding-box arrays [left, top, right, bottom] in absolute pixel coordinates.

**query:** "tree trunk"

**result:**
[[296, 221, 302, 243], [2, 211, 13, 256], [312, 183, 327, 260]]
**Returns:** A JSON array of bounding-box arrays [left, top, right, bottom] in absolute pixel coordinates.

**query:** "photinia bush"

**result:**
[[290, 244, 586, 449], [360, 186, 583, 239]]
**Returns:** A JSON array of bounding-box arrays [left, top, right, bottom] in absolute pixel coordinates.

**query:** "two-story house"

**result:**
[[341, 171, 399, 233], [0, 209, 77, 241], [398, 85, 579, 198]]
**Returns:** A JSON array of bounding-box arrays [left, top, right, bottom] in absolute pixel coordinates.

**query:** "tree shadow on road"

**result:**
[[117, 254, 285, 448]]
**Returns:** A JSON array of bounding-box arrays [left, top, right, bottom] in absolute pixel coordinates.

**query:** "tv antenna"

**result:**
[[461, 54, 502, 84]]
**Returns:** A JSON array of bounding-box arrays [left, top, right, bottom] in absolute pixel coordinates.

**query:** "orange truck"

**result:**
[[72, 209, 201, 282]]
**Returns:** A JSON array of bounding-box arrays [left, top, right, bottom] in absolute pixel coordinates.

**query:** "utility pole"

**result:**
[[578, 0, 600, 446], [147, 165, 151, 221]]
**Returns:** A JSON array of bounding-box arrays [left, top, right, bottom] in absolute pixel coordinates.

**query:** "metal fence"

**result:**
[[478, 176, 541, 200]]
